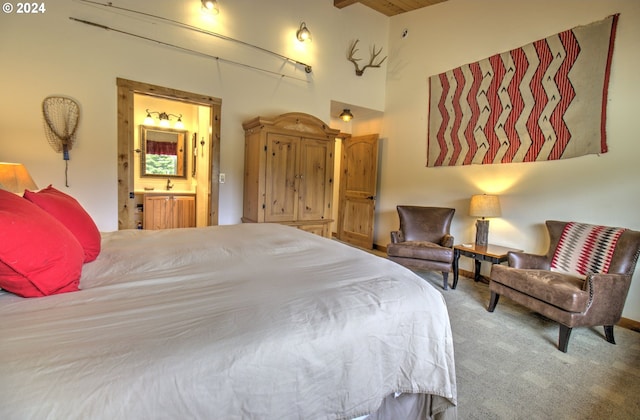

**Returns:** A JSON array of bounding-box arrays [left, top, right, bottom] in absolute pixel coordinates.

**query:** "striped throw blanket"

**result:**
[[550, 222, 625, 277]]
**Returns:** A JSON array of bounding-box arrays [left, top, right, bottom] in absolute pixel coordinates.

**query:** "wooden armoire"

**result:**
[[242, 113, 339, 237]]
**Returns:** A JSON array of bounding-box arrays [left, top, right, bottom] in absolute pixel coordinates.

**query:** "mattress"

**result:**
[[0, 223, 456, 419]]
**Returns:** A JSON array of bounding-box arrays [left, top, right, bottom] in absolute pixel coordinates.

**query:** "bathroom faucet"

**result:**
[[166, 179, 174, 190]]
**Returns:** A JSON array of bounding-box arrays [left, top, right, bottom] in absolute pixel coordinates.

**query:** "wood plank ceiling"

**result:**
[[334, 0, 448, 17]]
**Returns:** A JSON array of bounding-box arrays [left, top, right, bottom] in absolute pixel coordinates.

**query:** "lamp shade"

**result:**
[[469, 194, 501, 218], [0, 163, 38, 194]]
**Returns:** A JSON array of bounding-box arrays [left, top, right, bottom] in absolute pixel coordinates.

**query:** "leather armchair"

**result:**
[[387, 206, 456, 289], [488, 220, 640, 352]]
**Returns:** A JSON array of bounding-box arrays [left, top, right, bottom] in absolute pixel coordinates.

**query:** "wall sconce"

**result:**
[[0, 162, 38, 194], [144, 109, 184, 129], [469, 194, 501, 246], [296, 22, 311, 42], [201, 0, 219, 14], [339, 109, 354, 122]]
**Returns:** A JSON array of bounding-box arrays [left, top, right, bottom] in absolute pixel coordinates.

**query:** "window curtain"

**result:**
[[146, 140, 177, 156]]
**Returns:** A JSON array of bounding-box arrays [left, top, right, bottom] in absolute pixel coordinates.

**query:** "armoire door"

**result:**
[[265, 133, 299, 222], [298, 138, 333, 221]]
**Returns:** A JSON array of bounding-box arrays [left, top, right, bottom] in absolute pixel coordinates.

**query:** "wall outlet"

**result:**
[[219, 173, 226, 183]]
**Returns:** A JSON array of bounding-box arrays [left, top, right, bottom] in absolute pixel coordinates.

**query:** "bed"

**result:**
[[0, 221, 457, 419]]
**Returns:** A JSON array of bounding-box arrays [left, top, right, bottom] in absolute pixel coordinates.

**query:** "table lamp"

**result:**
[[469, 194, 501, 246], [0, 162, 38, 194]]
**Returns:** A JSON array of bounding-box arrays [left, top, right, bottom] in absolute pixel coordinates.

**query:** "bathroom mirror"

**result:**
[[140, 126, 188, 178]]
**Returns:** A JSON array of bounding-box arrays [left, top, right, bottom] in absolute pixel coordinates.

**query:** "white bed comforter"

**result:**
[[0, 223, 456, 419]]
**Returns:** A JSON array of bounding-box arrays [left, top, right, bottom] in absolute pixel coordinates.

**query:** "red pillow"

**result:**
[[24, 185, 101, 262], [0, 189, 84, 297]]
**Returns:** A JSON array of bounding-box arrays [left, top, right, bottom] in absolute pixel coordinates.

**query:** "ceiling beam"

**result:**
[[334, 0, 448, 17], [334, 1, 360, 9]]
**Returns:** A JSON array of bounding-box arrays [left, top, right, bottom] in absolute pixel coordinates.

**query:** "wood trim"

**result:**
[[116, 78, 222, 105], [209, 102, 221, 225], [334, 0, 448, 17], [116, 83, 134, 230], [373, 243, 387, 253], [618, 317, 640, 333], [242, 112, 340, 138], [116, 78, 221, 229], [334, 0, 359, 9]]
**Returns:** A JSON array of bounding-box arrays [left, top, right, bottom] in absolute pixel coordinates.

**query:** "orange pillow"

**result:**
[[24, 185, 101, 262], [0, 189, 84, 297]]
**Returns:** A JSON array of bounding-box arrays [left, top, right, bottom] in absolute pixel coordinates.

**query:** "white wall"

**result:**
[[0, 0, 388, 228], [2, 0, 639, 321], [380, 0, 640, 321]]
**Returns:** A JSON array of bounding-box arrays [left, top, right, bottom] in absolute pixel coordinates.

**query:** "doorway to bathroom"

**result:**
[[116, 78, 221, 230]]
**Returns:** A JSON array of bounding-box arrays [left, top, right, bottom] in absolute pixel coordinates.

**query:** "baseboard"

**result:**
[[459, 269, 488, 283], [618, 317, 640, 333], [373, 243, 387, 253]]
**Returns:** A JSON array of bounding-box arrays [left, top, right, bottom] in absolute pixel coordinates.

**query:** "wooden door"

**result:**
[[144, 195, 172, 230], [298, 138, 333, 221], [173, 196, 196, 228], [265, 133, 299, 222], [144, 195, 195, 229], [336, 134, 379, 249]]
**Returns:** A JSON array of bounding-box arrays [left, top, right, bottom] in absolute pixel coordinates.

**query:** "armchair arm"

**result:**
[[508, 252, 550, 269], [441, 234, 454, 248], [582, 273, 632, 324], [390, 230, 404, 243]]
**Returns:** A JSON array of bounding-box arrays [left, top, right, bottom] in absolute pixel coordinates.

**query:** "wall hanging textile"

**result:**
[[427, 14, 619, 167]]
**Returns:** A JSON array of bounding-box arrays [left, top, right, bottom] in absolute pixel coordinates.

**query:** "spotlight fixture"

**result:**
[[339, 109, 354, 122], [144, 109, 184, 129], [201, 0, 219, 14], [296, 22, 311, 42]]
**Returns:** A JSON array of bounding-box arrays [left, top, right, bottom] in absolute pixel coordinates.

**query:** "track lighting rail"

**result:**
[[69, 17, 310, 82], [76, 0, 312, 74]]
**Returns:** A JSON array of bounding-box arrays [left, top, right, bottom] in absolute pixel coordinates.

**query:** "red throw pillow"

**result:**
[[0, 189, 84, 297], [24, 185, 101, 262]]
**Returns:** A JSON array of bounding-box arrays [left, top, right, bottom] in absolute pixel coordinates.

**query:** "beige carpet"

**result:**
[[414, 270, 640, 420]]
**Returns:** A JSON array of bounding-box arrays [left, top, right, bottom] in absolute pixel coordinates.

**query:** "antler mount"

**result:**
[[347, 39, 387, 76]]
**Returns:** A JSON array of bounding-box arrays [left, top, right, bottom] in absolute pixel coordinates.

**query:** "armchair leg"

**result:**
[[442, 272, 449, 290], [558, 324, 572, 353], [487, 292, 500, 312], [604, 325, 616, 344]]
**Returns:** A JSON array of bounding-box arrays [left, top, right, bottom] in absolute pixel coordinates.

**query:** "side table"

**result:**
[[452, 243, 522, 289]]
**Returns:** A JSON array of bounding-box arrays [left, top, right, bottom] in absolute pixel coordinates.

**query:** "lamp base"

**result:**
[[475, 219, 490, 246]]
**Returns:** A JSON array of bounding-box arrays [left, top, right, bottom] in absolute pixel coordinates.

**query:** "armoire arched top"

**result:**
[[242, 112, 339, 139]]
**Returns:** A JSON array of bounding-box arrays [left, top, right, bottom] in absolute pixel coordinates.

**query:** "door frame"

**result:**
[[116, 78, 222, 229]]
